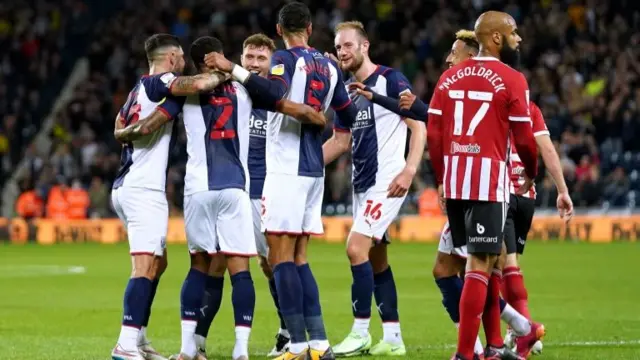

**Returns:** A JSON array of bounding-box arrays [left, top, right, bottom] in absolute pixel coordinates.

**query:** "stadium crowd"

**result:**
[[9, 0, 640, 219]]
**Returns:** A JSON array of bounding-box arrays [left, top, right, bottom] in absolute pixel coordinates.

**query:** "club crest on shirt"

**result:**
[[271, 64, 285, 76]]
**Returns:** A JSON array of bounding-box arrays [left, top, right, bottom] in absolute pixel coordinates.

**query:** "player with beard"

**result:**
[[359, 28, 572, 357], [323, 21, 426, 357], [428, 11, 539, 360]]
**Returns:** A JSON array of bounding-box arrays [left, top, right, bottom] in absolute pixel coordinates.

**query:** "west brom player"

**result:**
[[162, 36, 325, 360], [322, 21, 426, 357], [203, 3, 359, 359], [110, 33, 221, 360], [428, 12, 540, 360], [191, 34, 294, 358]]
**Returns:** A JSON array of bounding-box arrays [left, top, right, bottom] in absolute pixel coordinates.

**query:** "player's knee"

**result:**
[[227, 255, 250, 275], [504, 253, 518, 268], [132, 254, 156, 279], [208, 253, 227, 277], [369, 243, 389, 274], [267, 234, 295, 265], [346, 232, 371, 265], [467, 253, 497, 273], [190, 252, 211, 273], [259, 256, 273, 279], [432, 253, 460, 279]]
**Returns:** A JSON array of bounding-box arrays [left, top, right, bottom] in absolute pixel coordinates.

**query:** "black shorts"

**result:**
[[504, 194, 536, 255], [446, 199, 508, 255]]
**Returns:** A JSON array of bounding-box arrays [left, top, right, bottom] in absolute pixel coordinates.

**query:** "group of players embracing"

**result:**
[[109, 2, 573, 360]]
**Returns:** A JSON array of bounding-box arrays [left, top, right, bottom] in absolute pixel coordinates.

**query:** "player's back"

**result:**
[[113, 73, 176, 191], [182, 81, 252, 195], [433, 57, 528, 202], [267, 47, 341, 178]]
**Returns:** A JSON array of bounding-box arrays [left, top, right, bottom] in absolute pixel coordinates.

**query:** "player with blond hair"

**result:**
[[324, 20, 426, 357]]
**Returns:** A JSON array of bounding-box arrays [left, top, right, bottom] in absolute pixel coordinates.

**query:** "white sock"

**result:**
[[474, 336, 484, 354], [117, 326, 140, 351], [351, 318, 370, 337], [501, 303, 531, 336], [137, 326, 148, 346], [382, 322, 403, 345], [289, 342, 309, 354], [195, 334, 207, 351], [308, 339, 330, 351], [278, 327, 290, 338], [180, 320, 198, 357], [233, 326, 251, 359]]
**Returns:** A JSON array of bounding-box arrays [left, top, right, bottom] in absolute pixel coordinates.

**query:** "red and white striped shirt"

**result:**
[[509, 101, 549, 199], [427, 57, 538, 203]]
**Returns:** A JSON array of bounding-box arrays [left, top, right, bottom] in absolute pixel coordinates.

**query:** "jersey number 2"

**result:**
[[210, 96, 235, 139], [449, 90, 493, 136]]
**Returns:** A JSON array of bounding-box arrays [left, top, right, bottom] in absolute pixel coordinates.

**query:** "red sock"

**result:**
[[483, 269, 504, 348], [503, 266, 531, 320], [457, 271, 488, 360]]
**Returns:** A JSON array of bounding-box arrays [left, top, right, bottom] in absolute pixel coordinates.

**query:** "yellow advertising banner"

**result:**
[[0, 214, 638, 245]]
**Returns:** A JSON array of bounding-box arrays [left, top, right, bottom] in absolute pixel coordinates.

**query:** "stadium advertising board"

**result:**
[[0, 215, 639, 244]]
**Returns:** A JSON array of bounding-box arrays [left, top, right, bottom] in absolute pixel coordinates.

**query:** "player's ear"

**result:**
[[492, 31, 502, 47], [361, 40, 370, 53], [306, 23, 312, 37], [276, 24, 282, 37]]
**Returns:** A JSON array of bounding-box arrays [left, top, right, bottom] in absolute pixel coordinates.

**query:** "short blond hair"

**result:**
[[335, 21, 368, 40], [455, 29, 479, 51], [243, 33, 276, 52]]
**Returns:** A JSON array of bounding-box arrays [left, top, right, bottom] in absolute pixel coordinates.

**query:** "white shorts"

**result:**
[[261, 173, 324, 236], [437, 221, 468, 258], [184, 189, 257, 256], [352, 186, 406, 241], [251, 198, 268, 257], [111, 187, 168, 256]]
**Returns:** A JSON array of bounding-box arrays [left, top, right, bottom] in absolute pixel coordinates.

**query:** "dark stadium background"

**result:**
[[1, 0, 640, 219]]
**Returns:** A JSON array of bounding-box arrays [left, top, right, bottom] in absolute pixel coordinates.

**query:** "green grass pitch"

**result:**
[[0, 241, 638, 359]]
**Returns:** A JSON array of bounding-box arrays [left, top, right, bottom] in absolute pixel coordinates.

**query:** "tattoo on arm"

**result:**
[[169, 72, 230, 95], [114, 110, 171, 142]]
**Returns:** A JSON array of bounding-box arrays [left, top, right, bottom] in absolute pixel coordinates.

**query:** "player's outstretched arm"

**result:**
[[276, 100, 327, 127], [348, 83, 426, 121], [203, 52, 288, 109], [323, 128, 352, 165], [388, 118, 426, 197], [168, 72, 230, 96], [114, 109, 172, 142]]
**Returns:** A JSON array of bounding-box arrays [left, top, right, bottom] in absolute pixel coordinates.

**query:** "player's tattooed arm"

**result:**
[[113, 110, 171, 142], [276, 100, 327, 127], [169, 72, 230, 96]]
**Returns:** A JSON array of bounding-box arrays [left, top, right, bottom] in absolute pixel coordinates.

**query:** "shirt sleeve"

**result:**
[[508, 72, 531, 123], [530, 102, 549, 137], [268, 50, 296, 92], [156, 95, 185, 119], [383, 68, 413, 98], [144, 72, 179, 102], [427, 81, 445, 185]]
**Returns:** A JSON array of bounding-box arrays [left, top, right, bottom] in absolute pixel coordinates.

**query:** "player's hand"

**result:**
[[348, 82, 373, 101], [388, 167, 416, 198], [203, 52, 233, 72], [300, 105, 327, 127], [437, 184, 446, 213], [556, 192, 574, 223], [324, 52, 339, 64], [516, 175, 535, 195], [399, 92, 417, 110]]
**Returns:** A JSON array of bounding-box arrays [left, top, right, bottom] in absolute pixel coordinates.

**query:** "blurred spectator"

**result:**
[[15, 184, 44, 219], [66, 178, 90, 219], [8, 0, 640, 216], [418, 184, 441, 217], [46, 177, 69, 220]]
